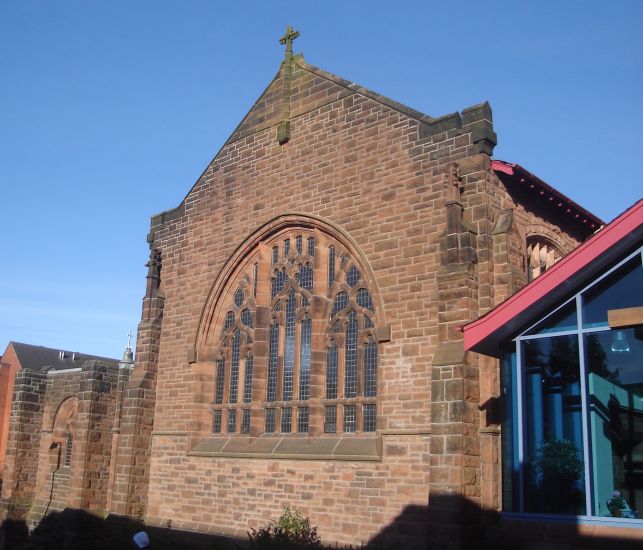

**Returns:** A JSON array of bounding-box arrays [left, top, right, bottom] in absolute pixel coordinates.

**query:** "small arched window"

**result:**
[[209, 227, 381, 437], [527, 237, 563, 281]]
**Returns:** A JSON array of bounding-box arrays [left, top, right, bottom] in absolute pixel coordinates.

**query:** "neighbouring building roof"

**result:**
[[492, 159, 604, 238], [464, 199, 643, 357], [7, 342, 118, 371]]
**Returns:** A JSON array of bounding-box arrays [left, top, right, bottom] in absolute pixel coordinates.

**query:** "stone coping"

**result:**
[[188, 434, 380, 461]]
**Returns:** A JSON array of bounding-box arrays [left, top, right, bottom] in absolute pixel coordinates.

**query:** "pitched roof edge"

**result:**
[[296, 57, 435, 124], [492, 160, 605, 229], [150, 55, 494, 228], [463, 199, 643, 355]]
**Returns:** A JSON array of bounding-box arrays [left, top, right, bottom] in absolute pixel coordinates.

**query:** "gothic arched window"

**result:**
[[206, 226, 381, 437]]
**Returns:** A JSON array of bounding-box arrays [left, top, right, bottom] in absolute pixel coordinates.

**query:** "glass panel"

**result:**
[[364, 337, 377, 397], [228, 330, 240, 403], [243, 354, 254, 403], [523, 335, 586, 515], [356, 288, 375, 312], [363, 404, 376, 432], [234, 287, 244, 307], [283, 239, 290, 258], [281, 407, 292, 433], [241, 309, 252, 328], [344, 405, 356, 433], [307, 237, 315, 257], [331, 291, 348, 317], [265, 409, 275, 433], [345, 312, 358, 398], [214, 359, 225, 405], [328, 245, 335, 288], [271, 268, 287, 299], [213, 410, 222, 433], [324, 405, 337, 433], [326, 345, 338, 399], [227, 409, 237, 433], [347, 265, 361, 287], [501, 349, 519, 512], [583, 256, 643, 328], [253, 263, 258, 298], [272, 246, 278, 265], [267, 324, 279, 402], [299, 318, 311, 400], [295, 235, 302, 254], [298, 264, 313, 292], [586, 329, 643, 518], [241, 409, 250, 434], [524, 300, 577, 336], [223, 311, 235, 333], [283, 290, 296, 401], [297, 406, 309, 433]]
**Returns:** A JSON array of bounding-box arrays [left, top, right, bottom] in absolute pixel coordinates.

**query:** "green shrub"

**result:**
[[248, 507, 321, 550]]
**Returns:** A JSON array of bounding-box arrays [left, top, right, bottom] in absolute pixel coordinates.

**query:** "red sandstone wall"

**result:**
[[132, 59, 584, 547]]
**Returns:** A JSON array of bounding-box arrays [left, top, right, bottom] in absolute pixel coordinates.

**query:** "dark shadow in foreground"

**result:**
[[0, 496, 641, 550]]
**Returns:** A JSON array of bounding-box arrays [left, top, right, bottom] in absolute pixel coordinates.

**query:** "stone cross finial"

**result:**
[[127, 330, 132, 349], [280, 25, 299, 56], [277, 25, 299, 145]]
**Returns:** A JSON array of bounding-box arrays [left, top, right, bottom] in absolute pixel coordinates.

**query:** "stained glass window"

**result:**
[[212, 229, 379, 437]]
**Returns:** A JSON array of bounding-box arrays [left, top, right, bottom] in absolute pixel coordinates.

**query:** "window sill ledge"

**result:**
[[189, 434, 380, 461]]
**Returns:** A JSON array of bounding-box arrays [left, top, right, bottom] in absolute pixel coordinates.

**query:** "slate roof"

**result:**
[[8, 342, 119, 371]]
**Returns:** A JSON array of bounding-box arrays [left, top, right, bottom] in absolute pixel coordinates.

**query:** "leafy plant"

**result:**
[[248, 507, 321, 550], [607, 490, 627, 516], [533, 438, 584, 514]]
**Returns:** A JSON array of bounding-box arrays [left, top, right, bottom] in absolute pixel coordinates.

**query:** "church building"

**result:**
[[4, 29, 634, 548]]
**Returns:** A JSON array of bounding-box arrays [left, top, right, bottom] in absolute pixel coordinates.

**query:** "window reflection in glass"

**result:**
[[586, 328, 643, 517], [583, 257, 643, 328], [523, 335, 586, 515]]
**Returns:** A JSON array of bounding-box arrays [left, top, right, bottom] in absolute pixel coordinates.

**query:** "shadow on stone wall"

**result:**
[[1, 497, 641, 550]]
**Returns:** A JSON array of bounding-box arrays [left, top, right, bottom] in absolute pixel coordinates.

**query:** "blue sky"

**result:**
[[1, 1, 641, 359]]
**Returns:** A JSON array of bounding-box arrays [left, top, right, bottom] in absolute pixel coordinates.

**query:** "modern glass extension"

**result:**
[[502, 247, 643, 521]]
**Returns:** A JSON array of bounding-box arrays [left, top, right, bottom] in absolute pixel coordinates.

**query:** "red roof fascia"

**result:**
[[464, 200, 643, 352], [492, 160, 605, 229]]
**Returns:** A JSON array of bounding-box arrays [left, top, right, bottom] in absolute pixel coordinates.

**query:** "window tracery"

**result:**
[[208, 227, 380, 437]]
